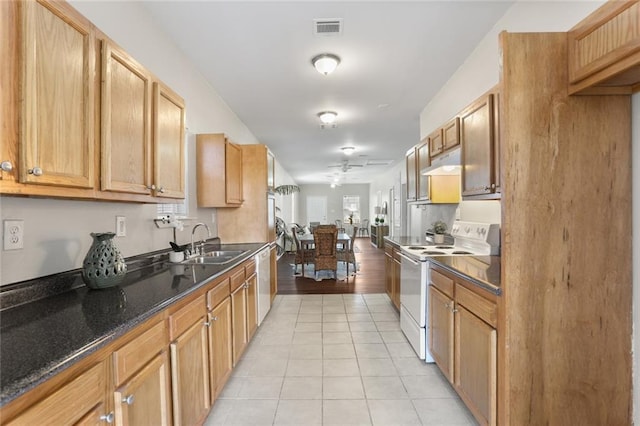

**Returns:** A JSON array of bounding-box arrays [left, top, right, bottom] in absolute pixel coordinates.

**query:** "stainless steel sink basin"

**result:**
[[182, 250, 246, 265]]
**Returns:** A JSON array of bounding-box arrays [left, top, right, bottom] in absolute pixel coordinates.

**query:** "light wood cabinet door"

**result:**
[[114, 351, 172, 426], [460, 94, 495, 197], [101, 40, 152, 195], [406, 148, 417, 201], [231, 283, 248, 365], [208, 298, 233, 402], [443, 117, 460, 151], [170, 318, 211, 426], [416, 140, 430, 201], [428, 128, 443, 158], [4, 362, 108, 426], [384, 252, 394, 302], [153, 81, 185, 199], [392, 256, 401, 310], [428, 286, 454, 383], [20, 0, 95, 189], [270, 245, 278, 302], [246, 273, 258, 341], [455, 305, 497, 426], [225, 140, 243, 204]]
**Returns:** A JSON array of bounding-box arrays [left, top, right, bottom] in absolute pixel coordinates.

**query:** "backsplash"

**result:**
[[408, 200, 501, 239]]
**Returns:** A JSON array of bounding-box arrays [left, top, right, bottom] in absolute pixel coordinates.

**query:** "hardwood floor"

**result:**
[[276, 237, 386, 295]]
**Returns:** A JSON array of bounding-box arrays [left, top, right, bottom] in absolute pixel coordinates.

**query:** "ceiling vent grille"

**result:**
[[314, 18, 343, 36]]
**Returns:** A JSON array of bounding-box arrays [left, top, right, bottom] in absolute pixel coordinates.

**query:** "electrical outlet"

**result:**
[[116, 216, 126, 237], [4, 220, 24, 250]]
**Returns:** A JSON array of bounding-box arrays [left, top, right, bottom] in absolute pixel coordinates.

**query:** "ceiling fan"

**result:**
[[328, 160, 364, 173]]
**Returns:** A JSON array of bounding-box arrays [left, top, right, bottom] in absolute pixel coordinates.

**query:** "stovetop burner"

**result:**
[[451, 251, 473, 255], [422, 251, 446, 255], [435, 246, 455, 249], [407, 246, 427, 250]]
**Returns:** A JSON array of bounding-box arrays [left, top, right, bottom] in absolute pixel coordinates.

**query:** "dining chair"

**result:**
[[292, 227, 314, 276], [335, 219, 345, 234], [359, 219, 370, 237], [309, 221, 320, 233], [337, 226, 358, 277], [313, 225, 338, 280]]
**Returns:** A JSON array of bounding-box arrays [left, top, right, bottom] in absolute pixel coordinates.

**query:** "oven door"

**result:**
[[399, 252, 426, 327]]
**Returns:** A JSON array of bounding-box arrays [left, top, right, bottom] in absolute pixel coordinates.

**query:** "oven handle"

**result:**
[[398, 252, 420, 266]]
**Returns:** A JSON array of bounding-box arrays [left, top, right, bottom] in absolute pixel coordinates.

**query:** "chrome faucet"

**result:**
[[191, 223, 212, 257]]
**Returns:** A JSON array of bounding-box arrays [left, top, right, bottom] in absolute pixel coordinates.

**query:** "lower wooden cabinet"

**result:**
[[428, 265, 497, 426], [246, 272, 258, 340], [231, 282, 248, 365], [114, 351, 172, 426], [208, 297, 233, 402], [384, 246, 401, 310]]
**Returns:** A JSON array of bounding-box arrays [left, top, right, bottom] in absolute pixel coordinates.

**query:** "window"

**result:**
[[157, 201, 187, 218], [343, 195, 360, 223]]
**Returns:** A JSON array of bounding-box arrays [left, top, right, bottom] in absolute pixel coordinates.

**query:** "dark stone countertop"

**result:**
[[0, 242, 267, 407], [383, 235, 501, 295]]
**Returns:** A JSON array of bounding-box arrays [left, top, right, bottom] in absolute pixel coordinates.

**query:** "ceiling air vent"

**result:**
[[314, 18, 343, 36]]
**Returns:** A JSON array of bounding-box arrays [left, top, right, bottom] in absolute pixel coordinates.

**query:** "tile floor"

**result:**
[[204, 293, 477, 426]]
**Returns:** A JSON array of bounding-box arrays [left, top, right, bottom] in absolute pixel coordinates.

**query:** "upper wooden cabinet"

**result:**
[[428, 128, 443, 158], [20, 0, 95, 189], [153, 82, 185, 199], [196, 133, 243, 207], [568, 0, 640, 95], [405, 147, 417, 201], [416, 139, 430, 201], [442, 118, 461, 152], [101, 40, 153, 195], [460, 92, 499, 198]]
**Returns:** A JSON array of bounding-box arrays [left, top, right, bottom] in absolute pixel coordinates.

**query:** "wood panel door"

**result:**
[[153, 82, 185, 199], [460, 94, 495, 197], [101, 40, 152, 195], [225, 141, 243, 204], [114, 351, 172, 426], [208, 298, 233, 402], [246, 273, 258, 341], [384, 251, 394, 302], [455, 305, 497, 426], [416, 140, 430, 201], [231, 284, 248, 365], [170, 319, 211, 426], [392, 256, 401, 310], [428, 286, 454, 383], [428, 128, 443, 158], [20, 0, 95, 188], [443, 118, 460, 151], [405, 148, 417, 201]]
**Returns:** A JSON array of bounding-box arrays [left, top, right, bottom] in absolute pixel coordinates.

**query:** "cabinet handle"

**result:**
[[28, 167, 43, 176], [0, 161, 12, 172], [211, 316, 218, 321], [157, 186, 165, 193], [122, 394, 135, 405], [146, 184, 156, 190], [204, 321, 211, 327], [100, 412, 115, 424]]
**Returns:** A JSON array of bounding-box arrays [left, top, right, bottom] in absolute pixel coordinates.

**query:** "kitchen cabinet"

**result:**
[[428, 128, 443, 158], [270, 244, 278, 302], [460, 92, 499, 198], [405, 147, 417, 201], [443, 117, 461, 152], [568, 0, 640, 95], [207, 287, 233, 401], [196, 133, 243, 207], [230, 267, 248, 365], [383, 245, 401, 310], [246, 261, 258, 340], [169, 296, 210, 426], [101, 40, 153, 195], [416, 139, 430, 201], [19, 0, 96, 190], [370, 225, 388, 248], [428, 265, 497, 426], [4, 361, 108, 426], [153, 82, 185, 199], [217, 144, 276, 244]]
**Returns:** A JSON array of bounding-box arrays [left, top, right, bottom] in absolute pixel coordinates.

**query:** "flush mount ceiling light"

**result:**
[[318, 111, 338, 125], [341, 146, 355, 156], [312, 53, 341, 75]]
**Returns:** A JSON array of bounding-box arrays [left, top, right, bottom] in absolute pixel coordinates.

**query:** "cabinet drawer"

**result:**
[[207, 276, 231, 311], [169, 296, 206, 340], [230, 267, 246, 292], [430, 269, 453, 298], [5, 362, 105, 426], [245, 259, 256, 277], [455, 284, 497, 328], [384, 245, 393, 256], [393, 248, 402, 262], [113, 320, 167, 386]]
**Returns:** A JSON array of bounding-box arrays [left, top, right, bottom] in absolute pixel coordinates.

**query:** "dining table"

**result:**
[[298, 232, 351, 252]]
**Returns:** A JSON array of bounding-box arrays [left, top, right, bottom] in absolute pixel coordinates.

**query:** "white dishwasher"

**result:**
[[255, 246, 271, 325]]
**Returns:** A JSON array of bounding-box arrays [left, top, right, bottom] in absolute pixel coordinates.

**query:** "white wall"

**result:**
[[0, 1, 299, 284], [298, 184, 370, 227]]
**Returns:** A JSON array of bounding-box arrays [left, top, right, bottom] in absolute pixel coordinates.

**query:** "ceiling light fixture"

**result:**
[[341, 146, 355, 156], [312, 53, 341, 75], [318, 111, 338, 125]]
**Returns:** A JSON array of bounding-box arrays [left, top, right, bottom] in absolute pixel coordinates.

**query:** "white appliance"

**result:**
[[399, 221, 500, 361], [255, 246, 271, 325]]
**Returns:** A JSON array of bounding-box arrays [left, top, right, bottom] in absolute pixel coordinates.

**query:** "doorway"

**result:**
[[306, 196, 327, 224]]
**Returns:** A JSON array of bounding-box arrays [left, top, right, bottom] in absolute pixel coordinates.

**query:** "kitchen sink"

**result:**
[[182, 250, 246, 265]]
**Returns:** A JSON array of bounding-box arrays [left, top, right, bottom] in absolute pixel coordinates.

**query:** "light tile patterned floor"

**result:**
[[205, 294, 477, 426]]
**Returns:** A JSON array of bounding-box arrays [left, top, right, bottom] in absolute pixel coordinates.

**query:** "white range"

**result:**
[[398, 221, 500, 361]]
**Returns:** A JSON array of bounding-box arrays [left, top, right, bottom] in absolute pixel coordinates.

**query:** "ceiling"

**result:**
[[142, 1, 513, 185]]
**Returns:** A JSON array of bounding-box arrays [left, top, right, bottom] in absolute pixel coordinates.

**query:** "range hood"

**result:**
[[423, 148, 461, 176]]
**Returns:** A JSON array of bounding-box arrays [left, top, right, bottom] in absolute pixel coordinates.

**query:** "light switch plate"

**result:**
[[4, 220, 24, 250], [116, 216, 126, 237]]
